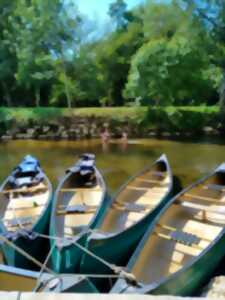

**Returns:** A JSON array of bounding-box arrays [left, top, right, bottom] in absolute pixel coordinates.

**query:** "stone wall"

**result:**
[[0, 115, 218, 141]]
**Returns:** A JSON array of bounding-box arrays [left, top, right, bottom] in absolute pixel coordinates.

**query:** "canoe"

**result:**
[[50, 153, 109, 273], [0, 155, 53, 270], [80, 154, 175, 291], [111, 163, 225, 296]]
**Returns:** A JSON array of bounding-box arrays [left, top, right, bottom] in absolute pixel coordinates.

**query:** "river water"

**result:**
[[1, 137, 225, 292], [0, 138, 225, 193]]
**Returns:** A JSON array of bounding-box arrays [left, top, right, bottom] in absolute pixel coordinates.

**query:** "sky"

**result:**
[[76, 0, 144, 20]]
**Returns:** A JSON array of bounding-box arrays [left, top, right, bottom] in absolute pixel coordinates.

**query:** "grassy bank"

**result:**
[[0, 106, 221, 138]]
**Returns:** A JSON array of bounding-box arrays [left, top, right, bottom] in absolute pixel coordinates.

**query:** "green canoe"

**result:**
[[111, 163, 225, 296], [0, 156, 53, 270], [50, 154, 110, 273], [80, 154, 175, 291]]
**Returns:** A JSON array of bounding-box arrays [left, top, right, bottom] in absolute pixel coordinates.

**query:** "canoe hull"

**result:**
[[50, 193, 112, 273], [111, 232, 225, 296], [50, 234, 87, 273], [80, 190, 174, 292], [1, 195, 52, 270]]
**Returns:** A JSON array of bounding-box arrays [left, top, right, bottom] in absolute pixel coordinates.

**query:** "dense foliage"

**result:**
[[0, 0, 224, 109]]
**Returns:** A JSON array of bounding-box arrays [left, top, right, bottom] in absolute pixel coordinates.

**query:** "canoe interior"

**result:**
[[130, 170, 225, 286], [55, 169, 104, 238], [97, 160, 170, 234], [0, 175, 50, 232]]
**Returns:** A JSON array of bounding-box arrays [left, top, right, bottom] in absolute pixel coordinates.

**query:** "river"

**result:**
[[0, 138, 224, 193]]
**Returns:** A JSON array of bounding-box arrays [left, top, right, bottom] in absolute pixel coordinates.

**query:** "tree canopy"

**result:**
[[0, 0, 224, 109]]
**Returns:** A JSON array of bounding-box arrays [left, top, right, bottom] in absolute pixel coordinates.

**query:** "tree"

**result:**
[[108, 0, 127, 30], [0, 0, 18, 106], [181, 0, 225, 110], [125, 1, 220, 105], [8, 0, 80, 107]]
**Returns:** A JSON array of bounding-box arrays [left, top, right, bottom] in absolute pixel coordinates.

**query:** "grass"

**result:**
[[0, 106, 219, 123]]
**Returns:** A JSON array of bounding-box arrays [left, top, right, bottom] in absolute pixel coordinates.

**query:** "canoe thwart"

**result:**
[[2, 186, 47, 195], [112, 202, 150, 212], [4, 216, 35, 227], [60, 187, 101, 192], [203, 184, 225, 192], [57, 204, 97, 215], [183, 193, 222, 203], [170, 230, 201, 246]]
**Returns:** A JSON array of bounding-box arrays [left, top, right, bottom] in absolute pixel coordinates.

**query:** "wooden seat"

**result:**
[[135, 179, 164, 184], [4, 216, 36, 228], [57, 204, 97, 215], [2, 186, 47, 195], [183, 193, 222, 203], [154, 231, 203, 250], [203, 184, 225, 192], [112, 202, 153, 212], [175, 200, 225, 216], [60, 187, 101, 192]]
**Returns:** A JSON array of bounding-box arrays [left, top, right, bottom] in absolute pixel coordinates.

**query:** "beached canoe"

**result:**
[[0, 155, 53, 270], [80, 154, 175, 289], [111, 163, 225, 296], [50, 153, 110, 273]]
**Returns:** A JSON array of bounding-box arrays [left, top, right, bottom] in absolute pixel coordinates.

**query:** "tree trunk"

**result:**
[[64, 74, 72, 108], [2, 82, 12, 107], [35, 87, 40, 107], [219, 73, 225, 114]]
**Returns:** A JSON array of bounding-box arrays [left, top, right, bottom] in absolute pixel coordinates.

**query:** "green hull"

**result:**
[[80, 190, 173, 292], [50, 192, 112, 273], [1, 194, 53, 270], [111, 233, 225, 296]]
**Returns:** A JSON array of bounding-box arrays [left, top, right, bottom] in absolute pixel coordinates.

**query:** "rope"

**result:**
[[35, 232, 122, 274], [33, 232, 139, 286], [0, 234, 54, 274], [33, 243, 56, 292]]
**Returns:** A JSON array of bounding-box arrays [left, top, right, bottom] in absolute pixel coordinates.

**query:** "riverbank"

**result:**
[[0, 106, 222, 141]]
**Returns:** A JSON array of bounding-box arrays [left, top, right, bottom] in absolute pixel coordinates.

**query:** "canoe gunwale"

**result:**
[[113, 163, 225, 294]]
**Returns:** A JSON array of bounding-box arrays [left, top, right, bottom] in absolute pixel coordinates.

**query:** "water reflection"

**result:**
[[0, 138, 224, 194]]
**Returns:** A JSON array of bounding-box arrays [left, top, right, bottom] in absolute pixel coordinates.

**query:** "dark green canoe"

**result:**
[[0, 156, 53, 270], [50, 154, 110, 273], [111, 163, 225, 296], [80, 154, 175, 291]]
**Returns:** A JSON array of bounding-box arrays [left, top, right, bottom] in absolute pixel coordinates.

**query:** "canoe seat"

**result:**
[[175, 200, 225, 218], [182, 193, 221, 203], [169, 230, 200, 246], [7, 203, 45, 211], [60, 187, 101, 192], [57, 204, 97, 215], [203, 184, 225, 192], [4, 216, 35, 228], [155, 230, 202, 250], [3, 186, 47, 195], [151, 171, 166, 178], [135, 179, 165, 184], [112, 202, 150, 212]]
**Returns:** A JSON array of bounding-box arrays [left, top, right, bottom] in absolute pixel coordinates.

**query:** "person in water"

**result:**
[[100, 128, 110, 143]]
